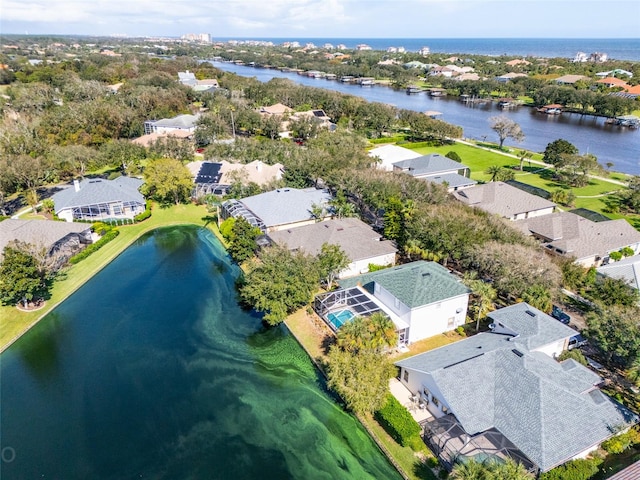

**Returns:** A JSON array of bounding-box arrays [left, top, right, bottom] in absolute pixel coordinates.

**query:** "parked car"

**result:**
[[568, 334, 587, 350], [551, 305, 571, 324]]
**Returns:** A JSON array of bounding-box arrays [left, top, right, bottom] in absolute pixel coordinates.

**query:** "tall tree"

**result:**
[[141, 158, 194, 205], [542, 139, 578, 166], [316, 243, 350, 289], [489, 116, 524, 149]]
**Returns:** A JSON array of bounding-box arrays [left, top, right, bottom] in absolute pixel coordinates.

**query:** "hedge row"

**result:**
[[69, 229, 119, 265], [134, 204, 152, 223], [374, 393, 422, 450], [540, 458, 602, 480]]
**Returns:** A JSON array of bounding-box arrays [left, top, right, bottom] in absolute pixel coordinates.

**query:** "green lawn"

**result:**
[[0, 203, 214, 352], [405, 141, 628, 216]]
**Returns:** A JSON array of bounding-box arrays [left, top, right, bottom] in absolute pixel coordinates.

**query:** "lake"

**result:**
[[0, 226, 401, 480], [211, 61, 640, 175]]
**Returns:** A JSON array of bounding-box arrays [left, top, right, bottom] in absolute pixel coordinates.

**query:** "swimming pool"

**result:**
[[327, 309, 356, 329]]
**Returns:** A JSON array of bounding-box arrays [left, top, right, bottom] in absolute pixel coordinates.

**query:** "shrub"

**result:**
[[134, 204, 152, 223], [69, 230, 119, 265], [601, 427, 640, 454], [455, 326, 466, 336], [374, 394, 422, 450], [539, 458, 602, 480], [557, 349, 588, 366]]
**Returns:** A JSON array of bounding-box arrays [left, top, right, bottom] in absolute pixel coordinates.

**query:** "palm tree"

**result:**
[[403, 238, 426, 261], [627, 357, 640, 388], [335, 316, 368, 352], [485, 165, 503, 182], [466, 279, 497, 332], [450, 459, 490, 480], [491, 459, 534, 479], [367, 312, 398, 352]]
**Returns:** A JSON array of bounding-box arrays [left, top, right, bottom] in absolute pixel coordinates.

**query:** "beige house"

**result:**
[[515, 211, 640, 267], [453, 182, 556, 221]]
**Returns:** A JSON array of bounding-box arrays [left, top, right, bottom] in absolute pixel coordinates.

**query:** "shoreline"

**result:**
[[0, 204, 214, 354]]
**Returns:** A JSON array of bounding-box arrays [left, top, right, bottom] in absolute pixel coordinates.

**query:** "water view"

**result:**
[[0, 226, 401, 479], [212, 61, 640, 175]]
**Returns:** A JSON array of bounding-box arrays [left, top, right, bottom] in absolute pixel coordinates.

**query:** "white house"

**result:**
[[144, 114, 200, 135], [368, 144, 422, 171], [220, 187, 332, 233], [393, 153, 476, 192], [396, 303, 638, 474], [51, 177, 146, 222], [267, 218, 397, 278], [314, 261, 469, 345]]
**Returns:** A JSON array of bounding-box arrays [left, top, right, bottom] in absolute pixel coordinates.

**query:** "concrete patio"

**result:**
[[389, 377, 433, 424]]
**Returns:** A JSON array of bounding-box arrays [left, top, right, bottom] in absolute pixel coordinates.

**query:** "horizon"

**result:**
[[1, 1, 639, 39]]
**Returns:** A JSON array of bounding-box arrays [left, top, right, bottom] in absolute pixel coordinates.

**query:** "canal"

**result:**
[[212, 61, 640, 175], [0, 226, 401, 480]]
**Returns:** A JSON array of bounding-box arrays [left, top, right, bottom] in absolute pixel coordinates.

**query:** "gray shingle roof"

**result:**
[[396, 303, 638, 473], [151, 114, 200, 129], [51, 177, 144, 213], [267, 217, 397, 261], [453, 182, 556, 218], [339, 261, 469, 308], [597, 255, 640, 289], [238, 188, 332, 229], [487, 302, 576, 351], [424, 173, 477, 189], [0, 219, 90, 259], [393, 154, 469, 177], [516, 212, 640, 262]]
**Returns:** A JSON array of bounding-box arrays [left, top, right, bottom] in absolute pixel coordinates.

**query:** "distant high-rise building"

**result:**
[[181, 33, 211, 43]]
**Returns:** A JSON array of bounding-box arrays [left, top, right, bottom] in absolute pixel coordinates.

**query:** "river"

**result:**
[[212, 61, 640, 175], [0, 226, 401, 480]]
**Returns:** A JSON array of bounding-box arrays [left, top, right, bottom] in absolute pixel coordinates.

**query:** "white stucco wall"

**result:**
[[399, 368, 452, 418], [339, 252, 396, 279], [533, 339, 568, 358], [373, 283, 469, 344]]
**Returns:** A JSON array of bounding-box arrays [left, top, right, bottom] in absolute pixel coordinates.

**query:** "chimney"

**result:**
[[73, 179, 80, 192]]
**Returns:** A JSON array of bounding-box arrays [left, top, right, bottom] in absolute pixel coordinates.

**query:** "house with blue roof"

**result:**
[[396, 303, 637, 474], [313, 261, 470, 345], [393, 154, 476, 192], [52, 177, 145, 222]]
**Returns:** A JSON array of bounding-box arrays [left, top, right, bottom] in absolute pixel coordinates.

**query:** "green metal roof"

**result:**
[[339, 261, 469, 308]]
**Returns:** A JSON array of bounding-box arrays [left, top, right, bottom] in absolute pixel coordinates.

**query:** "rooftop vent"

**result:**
[[525, 310, 536, 317], [512, 349, 524, 357]]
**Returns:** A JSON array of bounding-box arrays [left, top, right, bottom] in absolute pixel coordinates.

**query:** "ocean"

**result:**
[[214, 37, 640, 62]]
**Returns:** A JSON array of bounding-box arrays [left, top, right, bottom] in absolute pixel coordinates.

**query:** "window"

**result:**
[[432, 396, 440, 407], [403, 369, 409, 382], [442, 405, 449, 414]]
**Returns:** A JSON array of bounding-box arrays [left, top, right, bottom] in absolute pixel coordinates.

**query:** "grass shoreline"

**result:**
[[0, 203, 214, 353]]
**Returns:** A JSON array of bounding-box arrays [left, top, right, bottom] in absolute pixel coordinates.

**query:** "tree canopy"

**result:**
[[141, 158, 194, 205]]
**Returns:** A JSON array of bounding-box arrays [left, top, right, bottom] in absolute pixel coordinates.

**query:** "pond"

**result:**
[[0, 226, 401, 480]]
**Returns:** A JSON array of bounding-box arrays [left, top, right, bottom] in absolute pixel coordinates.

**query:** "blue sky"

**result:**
[[1, 0, 638, 38]]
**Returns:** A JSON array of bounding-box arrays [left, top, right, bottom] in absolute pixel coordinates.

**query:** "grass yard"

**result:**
[[405, 141, 628, 216], [0, 202, 213, 352]]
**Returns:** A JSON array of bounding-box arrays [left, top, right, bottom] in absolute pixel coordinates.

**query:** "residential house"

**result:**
[[52, 177, 145, 222], [132, 130, 193, 148], [178, 70, 219, 92], [396, 303, 638, 473], [393, 153, 476, 192], [596, 77, 629, 89], [219, 187, 332, 232], [495, 72, 528, 83], [505, 59, 531, 67], [452, 182, 556, 220], [144, 114, 200, 135], [596, 69, 633, 79], [597, 255, 640, 291], [554, 74, 590, 85], [314, 261, 470, 345], [187, 160, 284, 197], [368, 144, 422, 171], [0, 219, 92, 268], [268, 218, 397, 278], [453, 73, 481, 82], [258, 103, 294, 116], [515, 211, 640, 267]]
